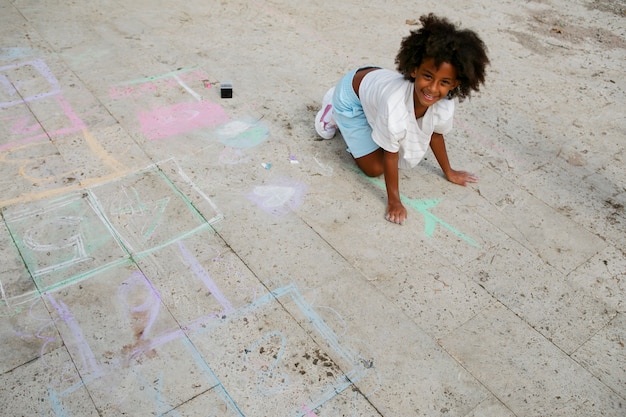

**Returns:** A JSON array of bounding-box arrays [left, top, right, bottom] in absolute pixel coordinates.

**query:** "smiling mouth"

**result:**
[[422, 90, 437, 101]]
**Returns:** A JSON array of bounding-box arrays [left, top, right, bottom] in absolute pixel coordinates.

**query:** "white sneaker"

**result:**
[[315, 87, 337, 139]]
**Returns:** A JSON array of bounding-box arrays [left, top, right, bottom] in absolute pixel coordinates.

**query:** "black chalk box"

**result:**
[[220, 82, 233, 98]]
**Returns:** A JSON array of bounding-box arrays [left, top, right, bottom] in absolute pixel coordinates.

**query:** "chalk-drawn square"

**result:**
[[135, 231, 263, 326], [0, 59, 61, 108], [90, 162, 218, 254], [2, 193, 128, 292], [44, 265, 220, 416], [189, 285, 376, 416]]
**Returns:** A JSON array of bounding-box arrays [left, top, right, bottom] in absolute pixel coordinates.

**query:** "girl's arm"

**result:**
[[429, 133, 478, 186], [383, 149, 407, 224]]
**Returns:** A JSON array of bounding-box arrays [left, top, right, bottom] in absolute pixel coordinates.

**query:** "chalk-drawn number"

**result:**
[[117, 271, 161, 361], [243, 330, 289, 395], [23, 216, 91, 275]]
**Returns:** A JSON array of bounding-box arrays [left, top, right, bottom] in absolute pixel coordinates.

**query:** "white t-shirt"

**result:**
[[359, 69, 455, 169]]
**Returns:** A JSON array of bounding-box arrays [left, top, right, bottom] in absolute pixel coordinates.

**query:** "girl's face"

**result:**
[[411, 58, 460, 115]]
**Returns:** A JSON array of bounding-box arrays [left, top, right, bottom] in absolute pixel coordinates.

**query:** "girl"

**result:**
[[315, 14, 489, 225]]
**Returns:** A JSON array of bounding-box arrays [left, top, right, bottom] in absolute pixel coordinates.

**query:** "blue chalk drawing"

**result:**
[[48, 388, 70, 417], [243, 330, 290, 395], [190, 284, 377, 416], [0, 47, 34, 60]]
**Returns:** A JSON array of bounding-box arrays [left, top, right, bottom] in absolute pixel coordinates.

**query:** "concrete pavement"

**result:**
[[1, 0, 624, 416]]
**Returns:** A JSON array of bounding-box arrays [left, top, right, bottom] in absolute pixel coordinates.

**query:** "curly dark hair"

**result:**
[[395, 14, 489, 101]]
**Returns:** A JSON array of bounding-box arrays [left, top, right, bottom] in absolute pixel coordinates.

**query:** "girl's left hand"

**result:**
[[446, 169, 478, 186]]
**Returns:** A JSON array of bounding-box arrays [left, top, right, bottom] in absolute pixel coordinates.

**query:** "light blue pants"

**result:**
[[332, 68, 380, 158]]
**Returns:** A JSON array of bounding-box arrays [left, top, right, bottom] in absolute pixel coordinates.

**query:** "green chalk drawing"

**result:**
[[110, 186, 170, 239], [365, 175, 479, 247]]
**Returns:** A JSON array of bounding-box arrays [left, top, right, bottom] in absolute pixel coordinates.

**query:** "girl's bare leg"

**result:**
[[354, 148, 384, 177]]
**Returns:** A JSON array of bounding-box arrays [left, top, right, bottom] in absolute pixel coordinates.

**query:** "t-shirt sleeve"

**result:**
[[432, 98, 455, 135]]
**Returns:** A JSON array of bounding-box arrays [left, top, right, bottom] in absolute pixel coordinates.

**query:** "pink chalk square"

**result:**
[[139, 101, 229, 140]]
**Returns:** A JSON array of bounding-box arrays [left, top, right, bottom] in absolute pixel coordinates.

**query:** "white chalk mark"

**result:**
[[173, 73, 202, 101]]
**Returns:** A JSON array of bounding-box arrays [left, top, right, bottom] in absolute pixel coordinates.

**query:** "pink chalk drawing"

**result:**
[[0, 95, 87, 151], [139, 101, 229, 140], [247, 178, 307, 217], [301, 404, 319, 417]]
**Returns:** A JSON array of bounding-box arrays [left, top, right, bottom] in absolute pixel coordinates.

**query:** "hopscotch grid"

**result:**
[[1, 126, 370, 415], [0, 60, 343, 415], [1, 159, 223, 302], [273, 286, 375, 417], [188, 283, 376, 416]]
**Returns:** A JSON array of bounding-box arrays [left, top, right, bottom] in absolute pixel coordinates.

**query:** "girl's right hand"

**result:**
[[385, 201, 407, 225]]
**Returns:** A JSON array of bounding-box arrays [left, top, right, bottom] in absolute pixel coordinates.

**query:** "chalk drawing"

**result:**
[[183, 337, 244, 416], [243, 330, 290, 395], [149, 372, 180, 416], [177, 240, 234, 315], [6, 238, 374, 416], [215, 118, 269, 148], [301, 404, 319, 417], [22, 215, 91, 276], [3, 159, 223, 302], [0, 59, 61, 108], [33, 270, 376, 415], [16, 298, 59, 358], [139, 101, 229, 141], [0, 141, 76, 185], [173, 73, 202, 102], [313, 154, 334, 177], [365, 175, 479, 247], [0, 47, 34, 61], [0, 94, 86, 152], [47, 293, 102, 379], [37, 267, 227, 415], [0, 278, 41, 318], [1, 135, 370, 416], [117, 271, 162, 362], [0, 57, 128, 207], [2, 192, 130, 293], [90, 161, 221, 255], [109, 185, 171, 239], [188, 284, 378, 417], [169, 158, 224, 217], [247, 178, 307, 217], [111, 68, 231, 141], [109, 68, 208, 99], [5, 114, 42, 135]]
